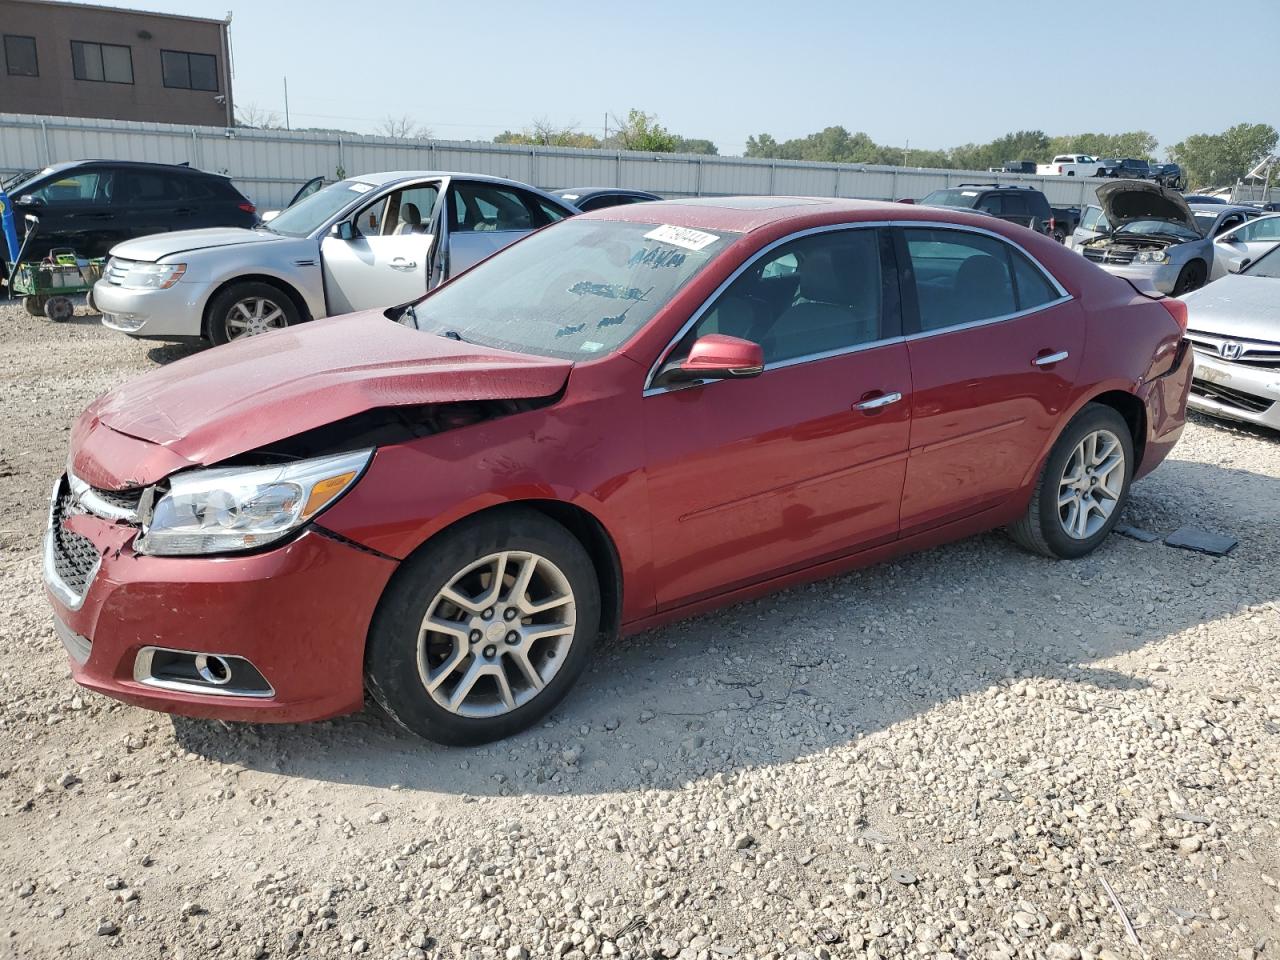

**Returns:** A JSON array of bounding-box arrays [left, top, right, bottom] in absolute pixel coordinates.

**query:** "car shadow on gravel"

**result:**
[[170, 457, 1277, 797]]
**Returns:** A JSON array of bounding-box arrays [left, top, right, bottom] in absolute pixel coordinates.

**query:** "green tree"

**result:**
[[495, 119, 601, 148], [673, 137, 718, 155], [609, 109, 678, 152], [1170, 123, 1279, 188], [744, 133, 781, 158], [1047, 131, 1158, 161]]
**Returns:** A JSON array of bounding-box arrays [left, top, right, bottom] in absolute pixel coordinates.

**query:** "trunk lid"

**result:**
[[109, 227, 283, 263], [73, 312, 574, 487], [1096, 180, 1199, 235]]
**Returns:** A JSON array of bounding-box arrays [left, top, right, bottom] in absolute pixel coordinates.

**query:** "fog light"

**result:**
[[133, 647, 273, 697], [103, 312, 145, 331]]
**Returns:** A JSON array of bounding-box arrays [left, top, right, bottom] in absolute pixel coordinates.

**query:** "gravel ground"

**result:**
[[0, 299, 1277, 960]]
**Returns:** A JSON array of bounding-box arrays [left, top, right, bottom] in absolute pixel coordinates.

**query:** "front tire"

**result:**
[[1007, 404, 1134, 559], [205, 281, 299, 346], [366, 509, 601, 746], [1172, 261, 1207, 296]]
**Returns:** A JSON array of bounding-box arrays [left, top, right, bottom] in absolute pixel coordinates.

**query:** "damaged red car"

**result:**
[[45, 198, 1192, 745]]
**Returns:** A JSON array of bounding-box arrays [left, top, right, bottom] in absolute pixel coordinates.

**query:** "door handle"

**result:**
[[854, 391, 903, 411], [1033, 350, 1069, 367], [390, 257, 418, 269]]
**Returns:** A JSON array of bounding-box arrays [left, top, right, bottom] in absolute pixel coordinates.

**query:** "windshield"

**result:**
[[411, 219, 739, 360], [266, 179, 375, 237], [1245, 244, 1280, 279], [1116, 219, 1199, 241], [920, 189, 980, 209], [2, 169, 37, 192]]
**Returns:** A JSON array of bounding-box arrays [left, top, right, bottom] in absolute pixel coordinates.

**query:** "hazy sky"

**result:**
[[83, 0, 1279, 157]]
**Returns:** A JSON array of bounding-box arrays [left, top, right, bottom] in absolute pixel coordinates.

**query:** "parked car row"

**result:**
[[42, 183, 1196, 745]]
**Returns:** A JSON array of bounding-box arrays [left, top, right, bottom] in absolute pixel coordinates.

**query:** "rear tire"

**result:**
[[365, 508, 601, 746], [205, 281, 300, 346], [1007, 404, 1134, 559], [22, 295, 46, 317], [1172, 261, 1207, 296]]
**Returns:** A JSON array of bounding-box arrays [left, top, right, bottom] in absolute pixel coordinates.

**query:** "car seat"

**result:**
[[394, 202, 423, 235]]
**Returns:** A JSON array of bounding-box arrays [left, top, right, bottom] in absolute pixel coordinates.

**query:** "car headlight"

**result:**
[[1135, 250, 1169, 264], [116, 261, 187, 289], [135, 450, 372, 556]]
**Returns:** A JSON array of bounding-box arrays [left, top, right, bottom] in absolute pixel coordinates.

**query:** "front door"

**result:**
[[643, 226, 912, 610], [1211, 216, 1280, 280], [895, 226, 1084, 534], [321, 180, 441, 315]]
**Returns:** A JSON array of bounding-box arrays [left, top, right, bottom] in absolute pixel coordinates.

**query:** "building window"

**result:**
[[4, 35, 39, 77], [71, 40, 133, 84], [160, 50, 218, 91]]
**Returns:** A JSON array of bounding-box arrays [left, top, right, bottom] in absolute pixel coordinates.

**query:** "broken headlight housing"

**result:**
[[1134, 250, 1169, 264], [135, 450, 372, 556]]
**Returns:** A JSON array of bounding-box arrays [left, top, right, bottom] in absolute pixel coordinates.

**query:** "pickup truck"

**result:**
[[1036, 154, 1104, 177], [1097, 158, 1152, 179]]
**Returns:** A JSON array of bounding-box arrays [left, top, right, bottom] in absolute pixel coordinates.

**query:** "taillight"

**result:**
[[238, 202, 256, 214], [1047, 217, 1056, 231], [1158, 297, 1188, 332], [1057, 165, 1064, 173]]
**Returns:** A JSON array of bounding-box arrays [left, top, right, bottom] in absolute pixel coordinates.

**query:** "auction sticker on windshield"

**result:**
[[644, 224, 721, 251]]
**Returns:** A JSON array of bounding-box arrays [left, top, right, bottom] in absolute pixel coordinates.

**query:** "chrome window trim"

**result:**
[[133, 646, 276, 699], [642, 219, 1072, 396]]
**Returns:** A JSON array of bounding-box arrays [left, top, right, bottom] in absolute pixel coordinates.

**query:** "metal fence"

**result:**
[[1, 112, 1126, 210]]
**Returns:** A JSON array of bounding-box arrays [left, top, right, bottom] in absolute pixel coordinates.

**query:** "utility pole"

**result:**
[[283, 77, 291, 131], [603, 112, 608, 144]]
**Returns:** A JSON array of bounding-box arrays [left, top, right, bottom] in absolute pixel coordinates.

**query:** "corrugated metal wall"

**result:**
[[0, 112, 1145, 209]]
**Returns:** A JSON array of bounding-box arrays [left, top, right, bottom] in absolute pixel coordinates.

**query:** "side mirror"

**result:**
[[1228, 257, 1252, 274], [334, 221, 356, 241], [658, 334, 764, 386], [16, 194, 43, 207]]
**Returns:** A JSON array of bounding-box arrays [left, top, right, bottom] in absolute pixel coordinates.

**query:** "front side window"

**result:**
[[675, 228, 888, 366], [904, 228, 1058, 332], [25, 171, 107, 205], [161, 50, 218, 91], [356, 184, 440, 237], [413, 219, 739, 360], [1080, 206, 1110, 232], [4, 35, 38, 77], [1232, 216, 1280, 243], [71, 40, 133, 84]]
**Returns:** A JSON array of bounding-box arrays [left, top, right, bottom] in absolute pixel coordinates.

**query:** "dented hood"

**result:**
[[72, 312, 572, 488], [1096, 180, 1199, 234]]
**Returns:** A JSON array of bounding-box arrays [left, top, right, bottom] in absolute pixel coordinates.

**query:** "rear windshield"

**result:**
[[920, 189, 981, 209], [409, 219, 739, 360]]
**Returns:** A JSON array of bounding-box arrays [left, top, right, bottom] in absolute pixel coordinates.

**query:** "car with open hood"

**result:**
[[45, 197, 1192, 745], [1181, 243, 1280, 430], [1077, 181, 1259, 295], [91, 172, 576, 345]]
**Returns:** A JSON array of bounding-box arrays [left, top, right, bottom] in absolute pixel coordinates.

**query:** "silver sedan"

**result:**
[[1181, 244, 1280, 431]]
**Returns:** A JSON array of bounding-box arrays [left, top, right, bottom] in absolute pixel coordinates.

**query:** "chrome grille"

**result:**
[[103, 258, 135, 286], [1187, 330, 1280, 369], [1083, 248, 1136, 265]]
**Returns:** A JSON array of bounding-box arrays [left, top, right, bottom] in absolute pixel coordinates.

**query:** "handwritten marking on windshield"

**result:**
[[568, 281, 650, 301], [627, 247, 688, 270]]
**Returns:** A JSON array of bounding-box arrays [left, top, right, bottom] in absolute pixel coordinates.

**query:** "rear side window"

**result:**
[[903, 229, 1060, 332]]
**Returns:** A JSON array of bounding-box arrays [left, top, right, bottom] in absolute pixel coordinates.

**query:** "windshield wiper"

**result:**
[[438, 329, 468, 343]]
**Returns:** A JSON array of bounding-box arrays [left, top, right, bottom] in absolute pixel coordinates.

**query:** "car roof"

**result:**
[[1189, 203, 1259, 216], [37, 159, 224, 178], [580, 195, 1002, 234], [352, 170, 548, 190], [553, 187, 661, 199]]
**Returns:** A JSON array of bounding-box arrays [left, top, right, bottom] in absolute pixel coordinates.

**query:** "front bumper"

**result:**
[[1189, 351, 1280, 430], [94, 278, 213, 340], [1089, 260, 1182, 295], [43, 475, 398, 723]]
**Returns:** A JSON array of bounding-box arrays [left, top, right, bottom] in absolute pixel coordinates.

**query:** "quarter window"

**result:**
[[4, 35, 38, 77], [678, 228, 888, 366], [904, 229, 1063, 331], [71, 40, 133, 84], [161, 50, 218, 91]]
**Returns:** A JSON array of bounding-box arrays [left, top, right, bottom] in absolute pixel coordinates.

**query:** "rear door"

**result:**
[[896, 225, 1083, 535], [643, 225, 912, 609], [321, 179, 442, 315], [446, 181, 569, 273]]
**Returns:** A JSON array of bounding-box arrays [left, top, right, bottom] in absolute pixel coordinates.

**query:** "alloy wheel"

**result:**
[[225, 297, 288, 339], [417, 551, 576, 719], [1057, 429, 1125, 540]]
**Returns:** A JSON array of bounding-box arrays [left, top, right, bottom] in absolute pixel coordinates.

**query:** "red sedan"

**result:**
[[46, 198, 1192, 745]]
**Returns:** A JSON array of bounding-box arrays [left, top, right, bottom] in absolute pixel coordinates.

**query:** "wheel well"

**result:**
[[1087, 391, 1147, 467], [201, 275, 311, 337], [401, 500, 623, 640]]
